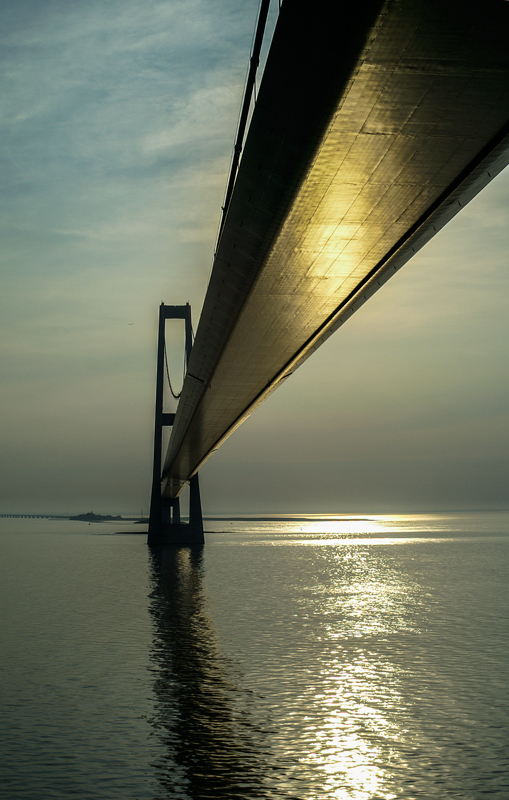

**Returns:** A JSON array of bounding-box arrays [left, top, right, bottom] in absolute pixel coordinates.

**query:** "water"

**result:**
[[1, 512, 508, 799]]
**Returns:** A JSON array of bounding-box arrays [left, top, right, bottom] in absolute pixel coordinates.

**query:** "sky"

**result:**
[[1, 0, 508, 515]]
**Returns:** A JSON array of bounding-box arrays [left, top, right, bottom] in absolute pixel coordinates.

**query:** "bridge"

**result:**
[[0, 515, 65, 519], [148, 0, 509, 545]]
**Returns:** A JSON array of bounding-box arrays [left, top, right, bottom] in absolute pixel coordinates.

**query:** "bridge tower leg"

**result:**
[[148, 303, 204, 547], [189, 473, 204, 540]]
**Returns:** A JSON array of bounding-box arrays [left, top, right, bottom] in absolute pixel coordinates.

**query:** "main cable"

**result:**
[[164, 342, 182, 399]]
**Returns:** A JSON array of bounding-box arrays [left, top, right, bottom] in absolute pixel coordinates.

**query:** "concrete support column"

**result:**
[[172, 497, 180, 524], [189, 474, 204, 544]]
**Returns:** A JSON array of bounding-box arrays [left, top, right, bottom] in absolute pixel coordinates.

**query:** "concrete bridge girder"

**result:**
[[161, 0, 509, 500]]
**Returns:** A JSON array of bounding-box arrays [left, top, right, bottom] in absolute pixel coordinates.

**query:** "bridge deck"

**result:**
[[162, 0, 509, 499]]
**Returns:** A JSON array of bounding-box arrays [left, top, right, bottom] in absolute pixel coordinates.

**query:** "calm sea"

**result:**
[[1, 512, 508, 799]]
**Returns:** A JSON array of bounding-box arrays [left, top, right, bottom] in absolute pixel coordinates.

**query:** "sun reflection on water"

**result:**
[[211, 513, 472, 546], [300, 517, 385, 536], [201, 513, 508, 797], [290, 542, 427, 798], [302, 649, 404, 799]]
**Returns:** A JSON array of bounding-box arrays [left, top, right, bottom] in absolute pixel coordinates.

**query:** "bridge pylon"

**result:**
[[148, 303, 204, 547]]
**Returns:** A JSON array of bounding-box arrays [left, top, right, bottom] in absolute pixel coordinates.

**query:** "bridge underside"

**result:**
[[162, 0, 509, 500]]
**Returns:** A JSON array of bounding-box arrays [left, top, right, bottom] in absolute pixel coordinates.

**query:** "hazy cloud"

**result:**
[[1, 0, 508, 514]]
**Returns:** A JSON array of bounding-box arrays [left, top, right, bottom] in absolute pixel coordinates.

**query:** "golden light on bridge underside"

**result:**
[[219, 49, 504, 393]]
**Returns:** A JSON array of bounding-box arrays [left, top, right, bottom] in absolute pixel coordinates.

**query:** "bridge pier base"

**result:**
[[148, 475, 204, 547]]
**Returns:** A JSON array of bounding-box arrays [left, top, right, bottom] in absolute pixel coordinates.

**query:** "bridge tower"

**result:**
[[148, 303, 204, 547]]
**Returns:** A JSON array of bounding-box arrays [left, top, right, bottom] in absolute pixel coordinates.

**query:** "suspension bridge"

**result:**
[[148, 0, 509, 545]]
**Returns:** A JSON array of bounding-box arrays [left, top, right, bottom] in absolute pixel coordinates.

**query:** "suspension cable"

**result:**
[[164, 342, 182, 399]]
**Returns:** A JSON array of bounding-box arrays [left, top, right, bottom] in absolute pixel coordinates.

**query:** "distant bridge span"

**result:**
[[161, 0, 509, 502]]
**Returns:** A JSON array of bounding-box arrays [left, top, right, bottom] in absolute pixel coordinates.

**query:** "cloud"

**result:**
[[0, 0, 267, 511]]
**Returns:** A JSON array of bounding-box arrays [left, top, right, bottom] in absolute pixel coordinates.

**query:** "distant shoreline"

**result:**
[[2, 509, 509, 522]]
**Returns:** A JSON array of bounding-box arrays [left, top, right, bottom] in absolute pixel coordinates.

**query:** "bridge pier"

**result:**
[[148, 303, 204, 547], [149, 477, 204, 546]]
